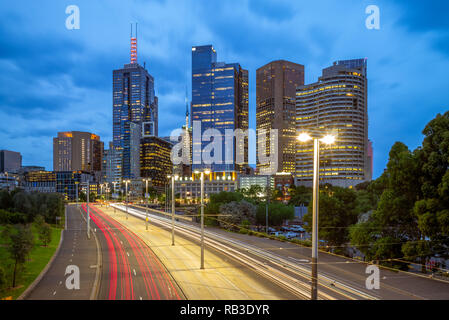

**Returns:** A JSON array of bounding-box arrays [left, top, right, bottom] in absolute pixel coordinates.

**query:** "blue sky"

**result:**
[[0, 0, 448, 179]]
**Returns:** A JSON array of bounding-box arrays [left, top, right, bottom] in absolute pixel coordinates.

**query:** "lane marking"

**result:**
[[127, 252, 130, 257], [133, 269, 136, 276], [53, 291, 56, 295]]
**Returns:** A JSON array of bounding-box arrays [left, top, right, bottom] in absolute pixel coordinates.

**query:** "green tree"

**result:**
[[8, 225, 34, 287], [218, 200, 257, 231], [304, 186, 359, 252], [288, 185, 312, 206], [38, 223, 52, 247]]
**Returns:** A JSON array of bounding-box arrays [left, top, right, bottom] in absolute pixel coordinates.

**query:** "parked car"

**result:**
[[290, 225, 305, 232], [284, 231, 299, 239]]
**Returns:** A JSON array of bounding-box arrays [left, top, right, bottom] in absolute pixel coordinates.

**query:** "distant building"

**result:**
[[102, 142, 122, 186], [256, 60, 304, 175], [18, 166, 46, 175], [22, 171, 56, 193], [140, 136, 173, 192], [191, 45, 248, 173], [174, 172, 238, 203], [22, 170, 96, 200], [295, 58, 370, 188], [53, 131, 104, 176], [0, 172, 19, 190], [238, 175, 274, 191], [0, 150, 22, 173]]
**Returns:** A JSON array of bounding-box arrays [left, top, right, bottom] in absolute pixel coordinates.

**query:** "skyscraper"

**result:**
[[113, 25, 158, 180], [256, 60, 304, 174], [295, 58, 370, 187], [191, 45, 248, 173], [53, 131, 103, 174]]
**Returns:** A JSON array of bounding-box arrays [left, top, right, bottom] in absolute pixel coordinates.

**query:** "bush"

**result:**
[[0, 209, 26, 225]]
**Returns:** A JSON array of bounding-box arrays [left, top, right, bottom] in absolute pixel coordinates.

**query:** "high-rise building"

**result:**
[[191, 45, 248, 173], [53, 131, 103, 175], [256, 60, 304, 175], [113, 25, 157, 180], [295, 58, 370, 187], [102, 142, 122, 185], [140, 136, 173, 191], [0, 150, 22, 173]]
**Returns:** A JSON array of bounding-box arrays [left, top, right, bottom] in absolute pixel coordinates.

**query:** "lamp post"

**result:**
[[75, 181, 79, 208], [167, 175, 178, 245], [266, 175, 270, 233], [124, 180, 131, 220], [195, 169, 210, 269], [143, 178, 151, 230], [297, 131, 336, 300]]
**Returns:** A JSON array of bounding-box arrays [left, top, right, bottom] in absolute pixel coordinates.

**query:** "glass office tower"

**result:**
[[295, 58, 370, 188], [113, 62, 158, 180], [191, 45, 248, 173]]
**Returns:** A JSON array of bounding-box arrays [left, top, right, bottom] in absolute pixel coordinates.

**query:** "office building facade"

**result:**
[[191, 45, 248, 173], [140, 136, 173, 191], [102, 142, 122, 185], [256, 60, 304, 175], [53, 131, 104, 175], [295, 59, 370, 188], [0, 150, 22, 173]]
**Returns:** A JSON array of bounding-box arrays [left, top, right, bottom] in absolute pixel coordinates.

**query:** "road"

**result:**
[[121, 204, 449, 300], [26, 205, 97, 299], [80, 204, 184, 300]]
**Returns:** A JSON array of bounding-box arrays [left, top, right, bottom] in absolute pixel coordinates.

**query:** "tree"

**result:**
[[38, 223, 52, 247], [288, 185, 312, 207], [304, 186, 359, 252], [218, 200, 257, 231], [256, 202, 294, 226], [0, 266, 6, 293], [8, 225, 34, 287]]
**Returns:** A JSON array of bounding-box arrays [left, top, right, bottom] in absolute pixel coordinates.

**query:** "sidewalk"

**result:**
[[95, 204, 294, 300]]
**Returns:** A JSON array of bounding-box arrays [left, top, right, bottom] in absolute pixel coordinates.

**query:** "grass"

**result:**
[[0, 224, 62, 300]]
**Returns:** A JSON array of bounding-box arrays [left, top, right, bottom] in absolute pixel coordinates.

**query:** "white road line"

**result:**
[[133, 269, 136, 276], [53, 291, 56, 295], [127, 252, 130, 257]]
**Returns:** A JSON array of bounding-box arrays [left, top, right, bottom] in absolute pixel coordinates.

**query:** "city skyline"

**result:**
[[1, 1, 448, 179]]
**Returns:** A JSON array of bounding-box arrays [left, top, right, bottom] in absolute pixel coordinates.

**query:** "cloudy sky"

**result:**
[[0, 0, 448, 178]]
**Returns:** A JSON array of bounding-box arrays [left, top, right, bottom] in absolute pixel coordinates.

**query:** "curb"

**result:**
[[17, 207, 66, 300]]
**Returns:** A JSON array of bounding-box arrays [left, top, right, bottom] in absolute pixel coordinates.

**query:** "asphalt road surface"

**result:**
[[26, 205, 97, 299], [81, 204, 184, 300]]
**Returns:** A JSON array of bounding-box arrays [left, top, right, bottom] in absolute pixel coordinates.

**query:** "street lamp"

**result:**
[[195, 169, 211, 269], [167, 174, 179, 245], [297, 131, 336, 300], [143, 178, 151, 230], [124, 179, 131, 220], [75, 181, 79, 208]]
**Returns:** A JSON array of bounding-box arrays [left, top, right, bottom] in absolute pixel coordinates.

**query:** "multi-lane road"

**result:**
[[26, 204, 184, 300], [121, 203, 449, 300], [25, 203, 449, 300]]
